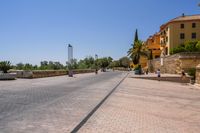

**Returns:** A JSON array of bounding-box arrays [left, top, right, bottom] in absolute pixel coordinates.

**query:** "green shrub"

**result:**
[[170, 46, 186, 54], [0, 61, 12, 73], [170, 41, 200, 54], [188, 68, 196, 80], [185, 40, 199, 52], [196, 41, 200, 51]]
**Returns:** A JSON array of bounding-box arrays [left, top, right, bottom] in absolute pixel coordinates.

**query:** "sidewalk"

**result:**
[[79, 74, 200, 133], [131, 72, 190, 83]]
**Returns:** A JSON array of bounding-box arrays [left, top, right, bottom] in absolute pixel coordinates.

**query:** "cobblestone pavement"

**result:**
[[0, 72, 127, 133], [79, 73, 200, 133]]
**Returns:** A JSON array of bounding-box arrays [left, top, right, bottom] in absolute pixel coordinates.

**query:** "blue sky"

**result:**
[[0, 0, 199, 65]]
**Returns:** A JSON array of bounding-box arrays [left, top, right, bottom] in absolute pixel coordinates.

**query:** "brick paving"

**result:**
[[79, 73, 200, 133], [0, 72, 127, 133]]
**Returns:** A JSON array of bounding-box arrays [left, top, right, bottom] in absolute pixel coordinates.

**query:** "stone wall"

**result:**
[[10, 69, 95, 79], [32, 70, 68, 78], [148, 53, 200, 74], [196, 64, 200, 84], [0, 73, 17, 80]]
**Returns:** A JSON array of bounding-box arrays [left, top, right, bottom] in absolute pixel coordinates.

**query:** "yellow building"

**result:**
[[160, 14, 200, 55], [139, 56, 148, 68], [146, 33, 162, 58], [135, 33, 162, 69], [129, 56, 148, 69]]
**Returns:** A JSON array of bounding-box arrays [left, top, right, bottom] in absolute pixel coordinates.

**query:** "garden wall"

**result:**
[[148, 53, 200, 74]]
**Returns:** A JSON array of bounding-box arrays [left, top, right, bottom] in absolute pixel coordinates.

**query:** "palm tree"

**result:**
[[128, 40, 148, 65]]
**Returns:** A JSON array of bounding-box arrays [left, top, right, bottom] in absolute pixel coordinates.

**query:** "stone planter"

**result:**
[[0, 73, 17, 80]]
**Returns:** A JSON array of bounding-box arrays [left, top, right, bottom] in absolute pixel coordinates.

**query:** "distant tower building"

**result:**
[[68, 44, 73, 64]]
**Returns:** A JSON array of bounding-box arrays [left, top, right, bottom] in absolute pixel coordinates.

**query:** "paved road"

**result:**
[[0, 71, 127, 133], [80, 73, 200, 133]]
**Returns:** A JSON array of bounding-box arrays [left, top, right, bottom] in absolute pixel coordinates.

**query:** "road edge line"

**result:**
[[70, 72, 129, 133]]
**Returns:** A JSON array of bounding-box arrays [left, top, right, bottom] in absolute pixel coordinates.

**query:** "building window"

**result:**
[[192, 23, 196, 28], [180, 33, 185, 39], [166, 36, 168, 42], [180, 24, 184, 29], [192, 33, 196, 39]]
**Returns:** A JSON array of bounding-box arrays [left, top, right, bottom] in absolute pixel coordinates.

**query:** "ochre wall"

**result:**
[[146, 34, 161, 58], [163, 21, 200, 53]]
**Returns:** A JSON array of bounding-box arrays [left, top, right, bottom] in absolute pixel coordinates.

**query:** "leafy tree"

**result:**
[[67, 59, 78, 69], [97, 57, 112, 70], [119, 57, 130, 68], [24, 63, 33, 70], [39, 61, 65, 70], [78, 62, 88, 69], [107, 57, 113, 63], [16, 63, 25, 70], [40, 61, 48, 70], [77, 56, 96, 69], [33, 65, 38, 70], [109, 60, 120, 68], [84, 56, 95, 67], [0, 61, 12, 73], [54, 62, 64, 70]]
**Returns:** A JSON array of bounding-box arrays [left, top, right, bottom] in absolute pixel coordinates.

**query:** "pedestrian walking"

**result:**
[[181, 70, 186, 80], [157, 69, 161, 81], [95, 68, 98, 75], [146, 69, 149, 75]]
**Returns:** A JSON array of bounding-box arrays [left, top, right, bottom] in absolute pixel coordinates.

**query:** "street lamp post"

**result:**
[[68, 44, 73, 77], [95, 54, 98, 74]]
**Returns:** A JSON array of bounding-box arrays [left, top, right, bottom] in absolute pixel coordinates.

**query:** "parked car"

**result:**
[[134, 69, 144, 75]]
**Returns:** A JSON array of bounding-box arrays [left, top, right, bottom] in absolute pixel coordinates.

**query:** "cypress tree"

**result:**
[[134, 29, 139, 43]]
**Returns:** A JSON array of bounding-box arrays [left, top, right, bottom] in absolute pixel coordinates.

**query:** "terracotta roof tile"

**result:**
[[170, 14, 200, 22], [160, 14, 200, 30]]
